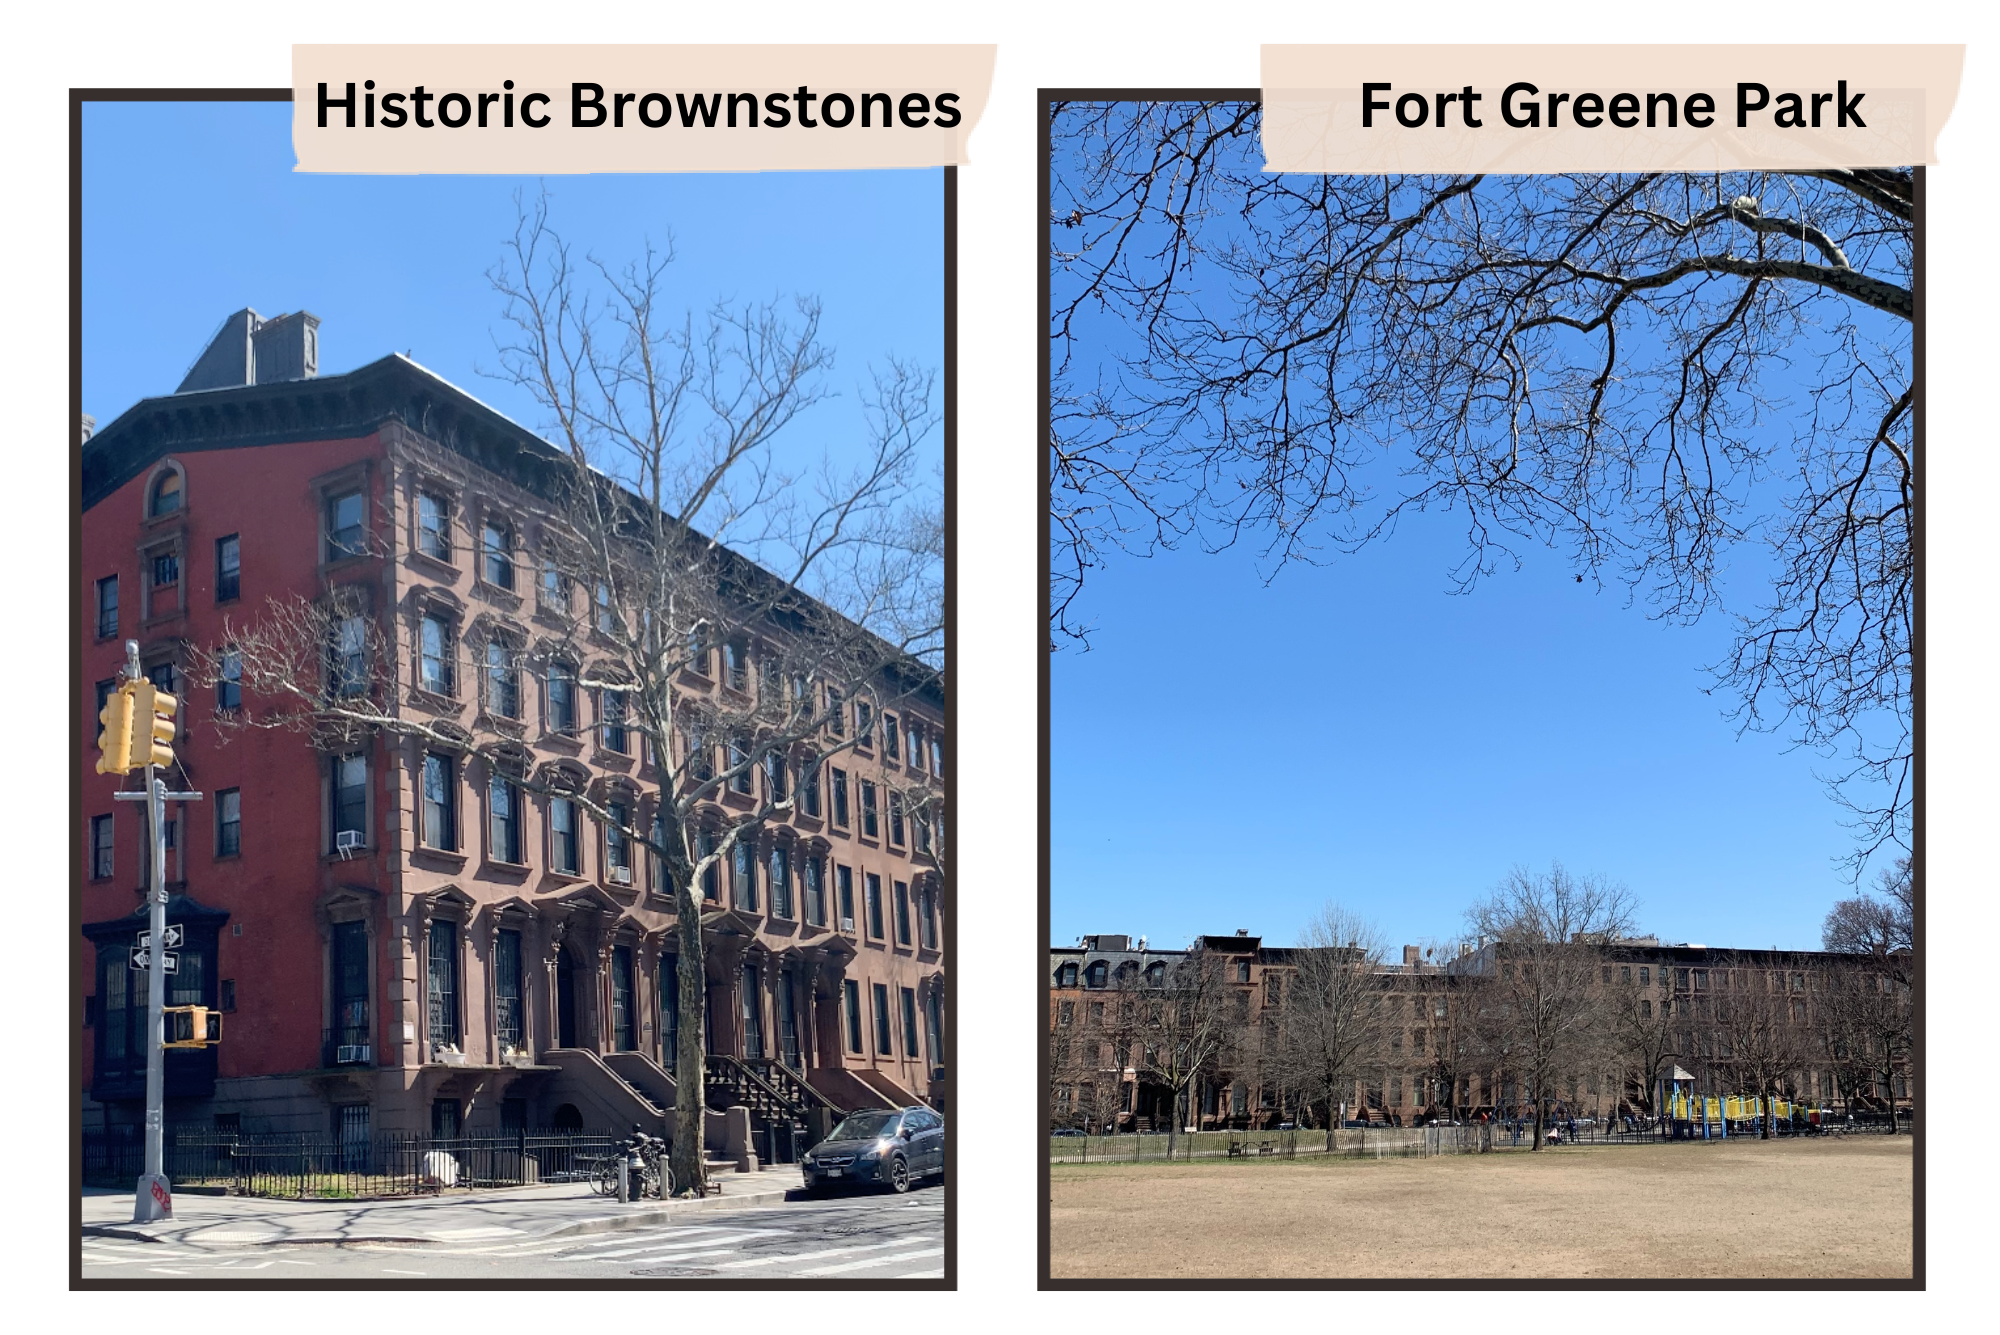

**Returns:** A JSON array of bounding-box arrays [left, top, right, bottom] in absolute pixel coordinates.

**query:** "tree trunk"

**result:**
[[671, 888, 707, 1196]]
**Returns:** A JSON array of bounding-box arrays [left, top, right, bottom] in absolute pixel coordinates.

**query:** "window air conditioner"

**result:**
[[610, 866, 633, 885], [840, 917, 856, 932], [337, 1044, 372, 1065], [335, 830, 364, 857]]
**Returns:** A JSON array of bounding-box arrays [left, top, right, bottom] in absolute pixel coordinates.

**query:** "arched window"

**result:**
[[1145, 961, 1166, 987], [150, 467, 183, 517], [1084, 961, 1107, 989], [1114, 961, 1139, 985], [1058, 962, 1078, 988]]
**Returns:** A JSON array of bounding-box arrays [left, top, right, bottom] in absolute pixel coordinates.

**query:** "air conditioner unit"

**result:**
[[840, 917, 856, 932], [610, 866, 633, 885], [337, 1044, 371, 1065], [335, 830, 363, 858]]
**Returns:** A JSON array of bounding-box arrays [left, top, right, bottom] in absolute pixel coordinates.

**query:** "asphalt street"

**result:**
[[79, 1184, 945, 1280]]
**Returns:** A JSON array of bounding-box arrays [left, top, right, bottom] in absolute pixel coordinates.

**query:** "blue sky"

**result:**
[[82, 101, 943, 477], [1051, 510, 1885, 955]]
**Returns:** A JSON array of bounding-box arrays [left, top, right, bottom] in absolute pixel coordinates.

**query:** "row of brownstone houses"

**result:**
[[1049, 931, 1913, 1133]]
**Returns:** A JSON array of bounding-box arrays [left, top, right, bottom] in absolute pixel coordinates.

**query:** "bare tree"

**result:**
[[1050, 101, 1914, 866], [193, 195, 942, 1197], [1816, 955, 1913, 1132], [1265, 905, 1390, 1150], [1117, 952, 1238, 1157], [1719, 959, 1815, 1139], [1464, 865, 1638, 1150], [1610, 963, 1680, 1123], [1823, 854, 1914, 986]]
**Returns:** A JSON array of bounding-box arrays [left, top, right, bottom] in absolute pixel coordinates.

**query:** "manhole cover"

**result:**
[[630, 1266, 718, 1278]]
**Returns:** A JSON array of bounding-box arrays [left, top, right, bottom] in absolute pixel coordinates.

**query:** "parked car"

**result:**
[[801, 1106, 945, 1194], [1050, 1128, 1087, 1137]]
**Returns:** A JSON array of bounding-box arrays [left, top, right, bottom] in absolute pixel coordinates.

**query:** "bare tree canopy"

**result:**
[[1050, 100, 1913, 864], [1464, 863, 1638, 1149], [1821, 854, 1913, 983], [1267, 904, 1389, 1150]]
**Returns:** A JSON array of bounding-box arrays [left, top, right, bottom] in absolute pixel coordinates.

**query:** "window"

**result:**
[[855, 700, 874, 749], [724, 639, 749, 691], [216, 788, 241, 857], [1639, 967, 1650, 985], [907, 720, 925, 770], [211, 649, 243, 711], [683, 724, 713, 782], [742, 963, 765, 1057], [427, 920, 460, 1048], [421, 753, 457, 850], [152, 549, 180, 589], [915, 806, 933, 855], [481, 518, 514, 588], [1620, 965, 1632, 984], [844, 979, 863, 1053], [419, 614, 454, 694], [418, 492, 451, 561], [600, 689, 628, 752], [902, 987, 920, 1058], [930, 733, 944, 776], [859, 780, 879, 837], [90, 814, 114, 879], [764, 751, 788, 802], [831, 768, 850, 827], [612, 946, 637, 1050], [1640, 999, 1653, 1018], [686, 624, 710, 676], [732, 839, 758, 911], [548, 663, 578, 731], [888, 791, 906, 846], [800, 759, 821, 817], [919, 883, 938, 950], [326, 489, 365, 561], [803, 856, 826, 926], [883, 714, 900, 760], [698, 828, 719, 901], [1236, 959, 1251, 984], [926, 989, 945, 1070], [1265, 973, 1281, 1006], [1692, 968, 1708, 991], [332, 754, 367, 850], [215, 535, 240, 602], [551, 797, 579, 873], [495, 928, 524, 1051], [894, 880, 912, 946], [865, 872, 884, 939], [1232, 1084, 1248, 1117], [769, 844, 792, 918], [595, 581, 615, 635], [331, 614, 369, 697], [873, 981, 893, 1054], [483, 640, 519, 718], [330, 919, 370, 1059], [1085, 961, 1107, 988], [489, 774, 522, 863], [606, 800, 631, 873], [151, 469, 183, 516], [826, 688, 845, 737], [836, 864, 855, 927], [649, 808, 667, 890], [95, 576, 118, 638]]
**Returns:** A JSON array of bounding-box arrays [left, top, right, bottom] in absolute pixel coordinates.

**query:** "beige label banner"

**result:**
[[293, 44, 996, 173], [1262, 45, 1963, 174]]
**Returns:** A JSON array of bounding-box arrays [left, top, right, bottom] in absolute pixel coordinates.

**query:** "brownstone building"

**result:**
[[1050, 930, 1909, 1132], [81, 312, 948, 1154]]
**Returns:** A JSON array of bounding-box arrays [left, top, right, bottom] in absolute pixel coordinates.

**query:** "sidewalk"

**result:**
[[82, 1167, 804, 1248]]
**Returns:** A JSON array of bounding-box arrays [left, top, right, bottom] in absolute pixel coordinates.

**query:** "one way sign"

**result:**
[[136, 925, 184, 950], [130, 946, 178, 973]]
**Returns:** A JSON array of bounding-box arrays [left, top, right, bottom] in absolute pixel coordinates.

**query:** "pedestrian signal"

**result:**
[[163, 1005, 221, 1049]]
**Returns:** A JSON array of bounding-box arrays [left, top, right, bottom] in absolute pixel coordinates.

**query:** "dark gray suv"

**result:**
[[801, 1106, 945, 1194]]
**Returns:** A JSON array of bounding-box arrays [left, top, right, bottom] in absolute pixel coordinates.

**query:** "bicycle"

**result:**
[[589, 1132, 674, 1199]]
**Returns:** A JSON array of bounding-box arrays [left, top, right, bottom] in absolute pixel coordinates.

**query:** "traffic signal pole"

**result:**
[[107, 641, 200, 1224]]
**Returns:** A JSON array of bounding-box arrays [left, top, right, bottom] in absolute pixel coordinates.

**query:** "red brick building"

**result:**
[[80, 311, 947, 1151]]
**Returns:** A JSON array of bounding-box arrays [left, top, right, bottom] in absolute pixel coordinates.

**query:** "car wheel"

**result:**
[[887, 1155, 910, 1193]]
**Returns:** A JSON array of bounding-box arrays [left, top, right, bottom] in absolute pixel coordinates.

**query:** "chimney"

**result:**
[[1403, 945, 1421, 968], [1235, 928, 1249, 937], [177, 308, 321, 393]]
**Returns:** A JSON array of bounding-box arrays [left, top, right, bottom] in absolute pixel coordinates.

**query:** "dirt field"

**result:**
[[1050, 1136, 1913, 1280]]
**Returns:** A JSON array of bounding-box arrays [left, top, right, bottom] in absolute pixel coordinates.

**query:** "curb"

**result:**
[[80, 1180, 803, 1248]]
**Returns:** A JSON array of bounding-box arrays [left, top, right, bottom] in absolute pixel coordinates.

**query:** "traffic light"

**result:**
[[127, 680, 179, 769], [95, 684, 137, 775], [163, 1005, 221, 1049]]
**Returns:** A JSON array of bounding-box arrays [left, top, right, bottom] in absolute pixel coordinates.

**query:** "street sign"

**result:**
[[137, 925, 184, 950], [130, 947, 178, 973]]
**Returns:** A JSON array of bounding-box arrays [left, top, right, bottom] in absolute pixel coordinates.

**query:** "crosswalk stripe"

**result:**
[[588, 1231, 780, 1261], [710, 1238, 917, 1269], [797, 1246, 944, 1276], [901, 1269, 945, 1278]]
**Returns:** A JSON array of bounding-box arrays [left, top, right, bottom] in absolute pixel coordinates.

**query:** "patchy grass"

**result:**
[[1050, 1135, 1913, 1280]]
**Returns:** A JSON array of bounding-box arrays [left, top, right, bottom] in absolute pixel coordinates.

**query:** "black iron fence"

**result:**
[[83, 1127, 616, 1199]]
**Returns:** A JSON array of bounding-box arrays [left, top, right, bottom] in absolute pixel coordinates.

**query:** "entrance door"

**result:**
[[778, 971, 802, 1070], [742, 964, 765, 1058], [556, 949, 577, 1048]]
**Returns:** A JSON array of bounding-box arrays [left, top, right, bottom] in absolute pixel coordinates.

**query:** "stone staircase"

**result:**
[[703, 1054, 848, 1161]]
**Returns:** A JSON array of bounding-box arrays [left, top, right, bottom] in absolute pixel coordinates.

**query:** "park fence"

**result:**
[[82, 1127, 615, 1199], [1050, 1126, 1462, 1163]]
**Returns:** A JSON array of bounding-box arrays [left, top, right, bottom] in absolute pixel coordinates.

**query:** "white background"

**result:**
[[2, 0, 1992, 1317]]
